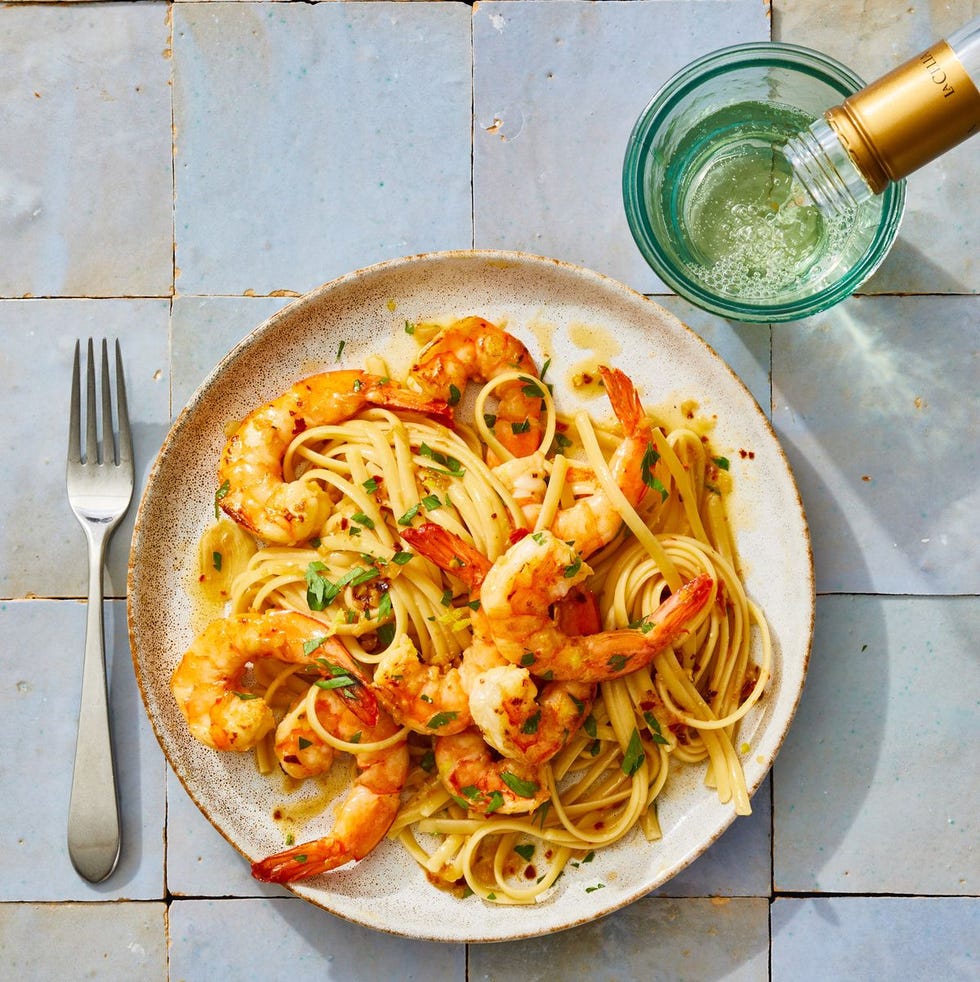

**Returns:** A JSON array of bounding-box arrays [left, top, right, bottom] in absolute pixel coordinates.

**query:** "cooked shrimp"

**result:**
[[401, 523, 598, 764], [251, 694, 409, 882], [371, 633, 473, 735], [219, 369, 452, 544], [467, 580, 599, 764], [370, 527, 490, 735], [402, 521, 494, 592], [467, 667, 594, 766], [170, 609, 376, 752], [435, 728, 550, 816], [549, 365, 657, 557], [480, 529, 714, 683], [274, 696, 336, 779], [406, 317, 544, 459], [488, 367, 658, 556], [492, 451, 549, 527]]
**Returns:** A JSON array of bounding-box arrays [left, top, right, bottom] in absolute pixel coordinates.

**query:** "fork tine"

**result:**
[[85, 338, 98, 465], [100, 340, 115, 465], [69, 340, 82, 464], [114, 340, 133, 469]]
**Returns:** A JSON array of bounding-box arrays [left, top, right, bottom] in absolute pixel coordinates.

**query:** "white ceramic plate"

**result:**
[[128, 251, 813, 942]]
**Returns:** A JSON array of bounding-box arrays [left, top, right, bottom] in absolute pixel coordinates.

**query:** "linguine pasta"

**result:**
[[195, 324, 769, 904]]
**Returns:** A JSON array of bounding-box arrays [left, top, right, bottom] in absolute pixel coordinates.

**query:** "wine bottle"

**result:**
[[784, 16, 980, 214]]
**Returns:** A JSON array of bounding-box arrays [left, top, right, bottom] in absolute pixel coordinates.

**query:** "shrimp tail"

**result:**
[[599, 365, 644, 436], [367, 383, 455, 428], [251, 840, 352, 883], [646, 573, 715, 650], [401, 523, 491, 591], [555, 586, 602, 636]]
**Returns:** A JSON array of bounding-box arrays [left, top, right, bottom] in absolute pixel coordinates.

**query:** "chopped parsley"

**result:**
[[519, 376, 546, 399], [305, 561, 339, 611], [552, 431, 573, 453], [421, 493, 443, 511], [622, 728, 645, 777], [521, 710, 541, 735], [485, 791, 505, 814], [397, 502, 421, 526], [501, 771, 539, 798], [643, 710, 670, 746], [213, 479, 230, 518], [641, 443, 669, 502], [426, 711, 459, 730], [418, 443, 464, 477], [606, 653, 628, 673], [302, 636, 327, 656]]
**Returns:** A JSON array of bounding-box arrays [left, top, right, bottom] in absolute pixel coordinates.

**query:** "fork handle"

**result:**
[[67, 528, 122, 883]]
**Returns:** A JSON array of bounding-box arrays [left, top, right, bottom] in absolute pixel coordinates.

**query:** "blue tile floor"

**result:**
[[0, 0, 977, 978]]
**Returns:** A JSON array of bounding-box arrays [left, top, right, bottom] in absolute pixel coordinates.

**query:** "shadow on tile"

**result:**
[[771, 595, 889, 892], [862, 235, 970, 295], [762, 442, 889, 883], [772, 296, 978, 594]]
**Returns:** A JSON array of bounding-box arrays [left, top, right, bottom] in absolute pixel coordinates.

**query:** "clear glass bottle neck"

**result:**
[[947, 16, 980, 81], [782, 118, 871, 213], [785, 14, 980, 216]]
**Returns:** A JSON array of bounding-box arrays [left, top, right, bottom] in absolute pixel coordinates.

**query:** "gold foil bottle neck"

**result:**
[[825, 39, 980, 193]]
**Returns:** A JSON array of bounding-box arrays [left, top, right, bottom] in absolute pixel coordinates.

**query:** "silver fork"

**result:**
[[66, 338, 134, 883]]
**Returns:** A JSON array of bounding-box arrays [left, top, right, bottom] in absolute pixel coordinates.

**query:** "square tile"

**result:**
[[772, 897, 980, 982], [473, 0, 771, 292], [168, 898, 466, 979], [772, 295, 979, 594], [0, 600, 167, 901], [773, 594, 979, 894], [171, 295, 296, 411], [173, 2, 472, 296], [468, 897, 769, 981], [166, 769, 289, 899], [655, 775, 771, 898], [0, 3, 173, 298], [0, 902, 167, 981], [0, 300, 170, 599]]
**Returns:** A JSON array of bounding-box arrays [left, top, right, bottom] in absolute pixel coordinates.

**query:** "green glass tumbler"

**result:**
[[623, 43, 906, 323]]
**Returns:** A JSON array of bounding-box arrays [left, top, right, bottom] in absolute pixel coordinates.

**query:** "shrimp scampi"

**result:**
[[168, 324, 769, 903], [407, 317, 545, 460], [480, 529, 715, 683], [218, 369, 452, 545], [435, 728, 550, 816], [400, 523, 599, 766], [170, 609, 376, 752], [252, 692, 409, 882]]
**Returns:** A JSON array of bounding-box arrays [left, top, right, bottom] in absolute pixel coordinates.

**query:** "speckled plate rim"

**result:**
[[128, 250, 814, 942]]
